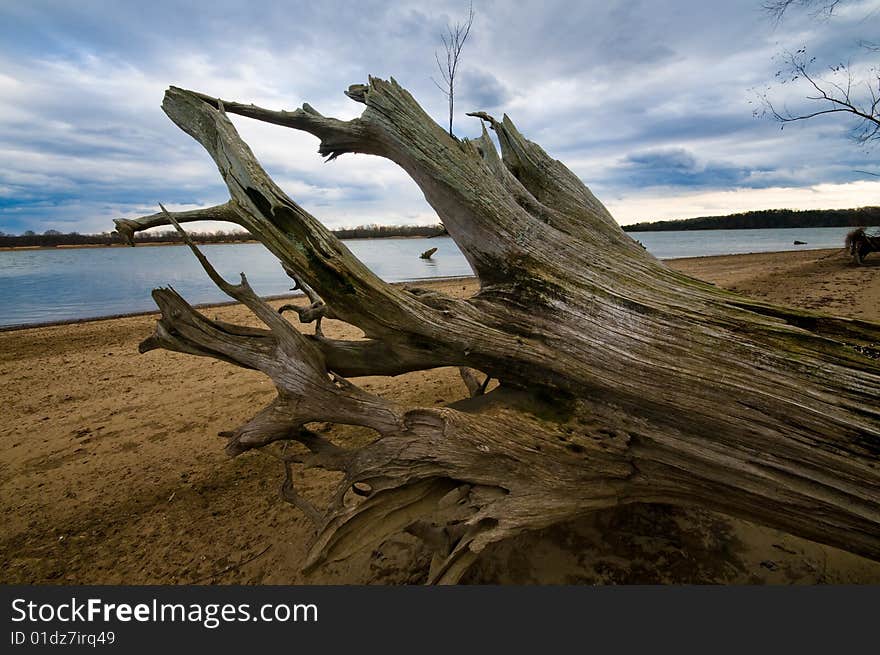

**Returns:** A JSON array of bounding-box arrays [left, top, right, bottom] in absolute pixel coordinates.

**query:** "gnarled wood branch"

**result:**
[[119, 77, 880, 583]]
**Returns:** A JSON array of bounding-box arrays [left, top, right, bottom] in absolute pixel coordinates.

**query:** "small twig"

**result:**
[[281, 460, 323, 525], [279, 262, 330, 334], [190, 544, 272, 584]]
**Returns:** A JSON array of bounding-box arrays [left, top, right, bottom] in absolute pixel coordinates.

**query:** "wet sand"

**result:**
[[2, 249, 879, 584]]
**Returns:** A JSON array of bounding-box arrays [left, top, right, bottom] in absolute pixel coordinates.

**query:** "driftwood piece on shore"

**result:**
[[458, 367, 490, 397], [846, 228, 880, 265], [117, 78, 880, 583]]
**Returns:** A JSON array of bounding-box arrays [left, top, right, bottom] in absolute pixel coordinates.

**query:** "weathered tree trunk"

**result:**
[[845, 228, 879, 266], [117, 79, 880, 584]]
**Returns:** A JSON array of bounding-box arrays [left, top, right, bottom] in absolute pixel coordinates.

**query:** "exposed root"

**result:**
[[458, 367, 491, 397], [114, 202, 242, 246], [281, 459, 322, 527], [845, 227, 879, 265], [118, 78, 880, 584], [278, 263, 331, 336]]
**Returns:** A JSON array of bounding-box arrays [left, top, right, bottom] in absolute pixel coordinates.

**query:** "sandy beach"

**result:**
[[2, 248, 879, 584]]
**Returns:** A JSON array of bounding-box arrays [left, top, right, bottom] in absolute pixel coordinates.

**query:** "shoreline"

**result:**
[[0, 234, 446, 252], [1, 224, 872, 253], [0, 241, 258, 252], [0, 275, 477, 332], [1, 232, 854, 254], [2, 248, 878, 584], [0, 250, 845, 332], [0, 249, 848, 331], [665, 246, 842, 261]]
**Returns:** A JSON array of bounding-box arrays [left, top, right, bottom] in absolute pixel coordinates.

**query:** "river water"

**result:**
[[0, 227, 871, 327]]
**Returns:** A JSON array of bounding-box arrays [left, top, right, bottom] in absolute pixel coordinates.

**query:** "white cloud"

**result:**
[[0, 0, 878, 234], [607, 180, 880, 225]]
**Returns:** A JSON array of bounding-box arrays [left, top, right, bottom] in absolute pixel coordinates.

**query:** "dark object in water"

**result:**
[[845, 227, 880, 265], [420, 247, 438, 259], [793, 240, 807, 245]]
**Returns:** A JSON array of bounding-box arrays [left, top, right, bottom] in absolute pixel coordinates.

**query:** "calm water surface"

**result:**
[[0, 237, 471, 327], [0, 227, 871, 327]]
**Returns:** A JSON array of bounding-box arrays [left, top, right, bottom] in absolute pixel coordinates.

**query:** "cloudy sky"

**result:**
[[1, 0, 879, 235]]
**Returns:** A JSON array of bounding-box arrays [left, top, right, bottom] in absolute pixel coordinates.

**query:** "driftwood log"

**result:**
[[846, 228, 880, 265], [116, 79, 880, 583]]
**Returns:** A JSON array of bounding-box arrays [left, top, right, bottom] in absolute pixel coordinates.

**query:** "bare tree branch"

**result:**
[[433, 2, 475, 136], [755, 48, 880, 145], [762, 0, 841, 23]]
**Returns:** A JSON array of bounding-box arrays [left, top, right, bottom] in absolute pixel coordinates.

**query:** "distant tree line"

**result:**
[[332, 224, 446, 239], [0, 224, 447, 248], [623, 207, 880, 232], [0, 229, 255, 248]]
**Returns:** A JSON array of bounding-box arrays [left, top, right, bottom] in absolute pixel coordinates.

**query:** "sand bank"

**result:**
[[2, 249, 878, 584]]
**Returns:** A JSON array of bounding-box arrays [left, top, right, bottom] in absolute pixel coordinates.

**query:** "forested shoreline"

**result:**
[[4, 207, 878, 248], [0, 224, 447, 248], [622, 207, 880, 232]]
